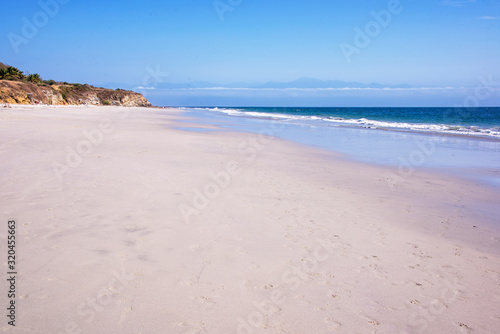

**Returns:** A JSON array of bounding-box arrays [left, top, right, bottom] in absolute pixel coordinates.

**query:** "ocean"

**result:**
[[209, 107, 500, 139], [177, 106, 500, 187]]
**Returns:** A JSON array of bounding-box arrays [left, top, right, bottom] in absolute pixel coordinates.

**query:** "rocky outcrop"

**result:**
[[0, 80, 152, 107]]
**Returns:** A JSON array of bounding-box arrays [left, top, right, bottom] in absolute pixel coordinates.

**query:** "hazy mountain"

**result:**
[[149, 77, 411, 89]]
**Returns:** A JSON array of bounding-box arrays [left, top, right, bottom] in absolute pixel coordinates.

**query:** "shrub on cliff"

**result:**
[[0, 66, 25, 81], [27, 73, 42, 84], [72, 83, 91, 92]]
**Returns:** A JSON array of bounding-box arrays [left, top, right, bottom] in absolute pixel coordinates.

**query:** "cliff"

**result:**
[[0, 80, 152, 107]]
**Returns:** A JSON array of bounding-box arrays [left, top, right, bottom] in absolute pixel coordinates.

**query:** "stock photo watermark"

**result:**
[[340, 0, 406, 63], [405, 268, 464, 333], [135, 64, 169, 102], [51, 117, 117, 183], [236, 238, 338, 334], [139, 65, 169, 90], [57, 268, 134, 334], [6, 219, 17, 327], [384, 140, 436, 190], [179, 120, 284, 223], [444, 74, 500, 123], [51, 64, 168, 183], [213, 0, 243, 21], [385, 74, 500, 190], [8, 0, 70, 54]]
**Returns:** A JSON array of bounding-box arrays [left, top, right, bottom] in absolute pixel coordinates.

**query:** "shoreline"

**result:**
[[178, 107, 500, 189], [1, 105, 499, 333], [185, 106, 500, 141]]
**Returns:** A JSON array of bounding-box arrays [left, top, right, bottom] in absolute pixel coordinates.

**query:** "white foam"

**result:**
[[209, 108, 500, 139]]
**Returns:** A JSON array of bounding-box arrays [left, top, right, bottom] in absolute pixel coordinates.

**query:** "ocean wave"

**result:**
[[211, 108, 500, 139]]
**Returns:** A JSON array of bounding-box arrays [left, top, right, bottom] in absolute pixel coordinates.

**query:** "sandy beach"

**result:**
[[1, 105, 499, 334]]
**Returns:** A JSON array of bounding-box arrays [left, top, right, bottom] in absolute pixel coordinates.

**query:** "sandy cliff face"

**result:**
[[0, 80, 152, 107]]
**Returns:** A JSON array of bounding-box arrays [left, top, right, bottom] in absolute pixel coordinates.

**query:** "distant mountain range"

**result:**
[[107, 77, 412, 90]]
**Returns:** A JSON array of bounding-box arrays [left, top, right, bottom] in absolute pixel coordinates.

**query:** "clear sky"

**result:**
[[1, 0, 499, 106]]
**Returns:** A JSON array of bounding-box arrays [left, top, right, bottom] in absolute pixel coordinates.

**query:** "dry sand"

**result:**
[[1, 105, 499, 333]]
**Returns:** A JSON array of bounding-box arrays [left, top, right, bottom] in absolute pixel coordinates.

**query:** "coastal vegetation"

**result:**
[[0, 63, 43, 84], [1, 62, 84, 87], [0, 61, 152, 107]]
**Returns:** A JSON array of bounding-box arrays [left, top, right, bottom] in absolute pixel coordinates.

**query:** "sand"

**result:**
[[1, 105, 499, 333]]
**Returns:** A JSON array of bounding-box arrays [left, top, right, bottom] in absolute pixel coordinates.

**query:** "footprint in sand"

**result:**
[[324, 317, 341, 331], [457, 322, 473, 333], [189, 244, 202, 252], [192, 296, 215, 309], [410, 249, 433, 260], [327, 291, 340, 299], [452, 244, 462, 257], [440, 264, 454, 269], [175, 322, 207, 334], [117, 296, 134, 323], [407, 264, 417, 270], [236, 247, 248, 254], [440, 217, 454, 232], [327, 285, 353, 298], [318, 273, 336, 286], [293, 293, 311, 305], [368, 263, 388, 280], [359, 314, 380, 328], [484, 269, 499, 280], [249, 262, 260, 270], [175, 321, 190, 329], [241, 280, 251, 288], [364, 224, 387, 245]]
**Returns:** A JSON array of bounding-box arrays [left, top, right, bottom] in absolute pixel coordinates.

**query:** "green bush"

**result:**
[[27, 73, 42, 83], [1, 66, 25, 81], [102, 100, 111, 105], [0, 68, 7, 79]]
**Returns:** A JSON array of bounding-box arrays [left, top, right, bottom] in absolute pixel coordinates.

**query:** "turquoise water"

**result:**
[[208, 107, 500, 139], [177, 107, 500, 188]]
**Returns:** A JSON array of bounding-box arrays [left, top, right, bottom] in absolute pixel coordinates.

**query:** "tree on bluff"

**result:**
[[27, 73, 42, 83], [0, 66, 25, 81]]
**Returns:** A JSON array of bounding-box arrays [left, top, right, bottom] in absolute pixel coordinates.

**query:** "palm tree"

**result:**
[[0, 68, 7, 80], [6, 66, 24, 80], [27, 73, 42, 83]]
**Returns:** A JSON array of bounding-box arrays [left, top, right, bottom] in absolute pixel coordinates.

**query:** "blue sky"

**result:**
[[1, 0, 500, 106]]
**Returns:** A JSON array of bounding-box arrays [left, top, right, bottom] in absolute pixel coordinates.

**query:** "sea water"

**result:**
[[177, 107, 500, 187], [213, 107, 500, 139]]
